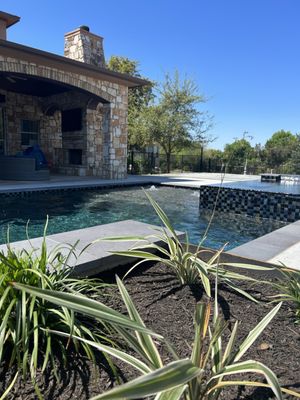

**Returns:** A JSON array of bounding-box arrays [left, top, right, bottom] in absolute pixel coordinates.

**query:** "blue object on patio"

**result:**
[[0, 145, 49, 180], [21, 144, 48, 170]]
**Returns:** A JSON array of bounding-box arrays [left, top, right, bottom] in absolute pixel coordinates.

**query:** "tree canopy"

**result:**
[[107, 58, 213, 170], [212, 130, 300, 174], [136, 71, 212, 172], [106, 56, 154, 148], [106, 56, 300, 175], [264, 130, 298, 168], [223, 139, 253, 168]]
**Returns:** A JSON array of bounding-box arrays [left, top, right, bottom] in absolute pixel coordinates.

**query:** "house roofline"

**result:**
[[0, 39, 150, 88], [0, 11, 20, 28]]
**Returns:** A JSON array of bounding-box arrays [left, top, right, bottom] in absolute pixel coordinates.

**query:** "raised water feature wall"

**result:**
[[199, 185, 300, 222]]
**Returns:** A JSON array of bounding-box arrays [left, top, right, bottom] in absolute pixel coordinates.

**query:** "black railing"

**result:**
[[127, 151, 224, 174], [127, 151, 300, 175]]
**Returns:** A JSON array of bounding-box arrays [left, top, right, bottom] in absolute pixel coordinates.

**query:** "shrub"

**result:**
[[101, 190, 274, 301], [270, 266, 300, 323], [12, 277, 300, 399], [0, 222, 110, 397]]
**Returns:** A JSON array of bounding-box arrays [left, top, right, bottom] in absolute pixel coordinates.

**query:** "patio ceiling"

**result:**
[[0, 72, 109, 102]]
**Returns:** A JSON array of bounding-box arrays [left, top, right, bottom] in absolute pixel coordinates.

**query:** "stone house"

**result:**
[[0, 11, 147, 179]]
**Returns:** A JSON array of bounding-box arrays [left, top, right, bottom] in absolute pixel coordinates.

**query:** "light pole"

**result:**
[[242, 131, 253, 175]]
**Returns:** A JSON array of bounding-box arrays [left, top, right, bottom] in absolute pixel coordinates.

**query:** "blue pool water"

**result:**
[[0, 186, 286, 250]]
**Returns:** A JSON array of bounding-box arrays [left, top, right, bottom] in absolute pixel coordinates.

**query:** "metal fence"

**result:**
[[127, 151, 223, 174], [127, 150, 299, 175], [127, 150, 250, 175]]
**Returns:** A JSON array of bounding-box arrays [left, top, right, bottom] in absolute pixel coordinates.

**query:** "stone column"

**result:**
[[109, 86, 128, 179], [64, 27, 105, 68]]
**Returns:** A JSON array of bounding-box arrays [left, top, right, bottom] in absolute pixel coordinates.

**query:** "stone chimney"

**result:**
[[64, 26, 105, 68], [0, 11, 20, 40]]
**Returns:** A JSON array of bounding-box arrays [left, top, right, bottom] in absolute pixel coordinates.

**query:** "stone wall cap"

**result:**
[[65, 27, 104, 40]]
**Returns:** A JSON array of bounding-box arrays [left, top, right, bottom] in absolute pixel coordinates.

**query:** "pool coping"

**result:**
[[229, 219, 300, 271], [0, 220, 185, 276], [0, 173, 260, 194]]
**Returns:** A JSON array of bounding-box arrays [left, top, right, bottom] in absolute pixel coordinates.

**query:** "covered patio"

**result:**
[[0, 11, 147, 180]]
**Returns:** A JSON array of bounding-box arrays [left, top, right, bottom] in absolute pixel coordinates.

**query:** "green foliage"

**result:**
[[205, 129, 300, 174], [107, 58, 213, 164], [265, 130, 296, 148], [101, 191, 274, 302], [223, 138, 253, 171], [107, 56, 138, 76], [106, 56, 154, 148], [151, 71, 210, 172], [13, 278, 299, 399], [270, 266, 300, 323], [264, 130, 298, 170], [205, 148, 224, 161], [290, 135, 300, 174], [176, 142, 203, 156], [0, 224, 110, 397], [131, 71, 212, 172]]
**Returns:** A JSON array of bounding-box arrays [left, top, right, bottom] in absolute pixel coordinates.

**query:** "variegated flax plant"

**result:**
[[12, 277, 300, 399], [100, 190, 274, 302], [0, 218, 111, 399], [270, 264, 300, 323]]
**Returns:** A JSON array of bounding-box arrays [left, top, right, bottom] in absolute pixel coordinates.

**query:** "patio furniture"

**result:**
[[0, 155, 49, 180]]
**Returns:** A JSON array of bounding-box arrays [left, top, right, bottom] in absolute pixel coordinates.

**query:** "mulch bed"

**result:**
[[1, 261, 300, 399]]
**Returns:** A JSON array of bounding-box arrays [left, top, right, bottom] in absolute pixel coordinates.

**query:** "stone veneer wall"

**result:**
[[42, 91, 88, 175], [199, 185, 300, 222], [0, 56, 128, 178], [0, 89, 62, 162], [64, 28, 105, 67]]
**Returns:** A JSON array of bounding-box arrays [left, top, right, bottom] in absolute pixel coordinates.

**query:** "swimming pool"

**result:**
[[0, 186, 286, 250]]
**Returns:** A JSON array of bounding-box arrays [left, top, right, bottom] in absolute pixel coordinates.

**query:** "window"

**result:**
[[62, 108, 82, 132], [0, 108, 5, 154], [21, 119, 39, 146]]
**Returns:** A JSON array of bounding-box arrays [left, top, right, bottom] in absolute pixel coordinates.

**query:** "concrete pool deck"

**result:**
[[0, 220, 185, 276], [229, 219, 300, 271], [0, 172, 259, 193], [0, 172, 299, 271]]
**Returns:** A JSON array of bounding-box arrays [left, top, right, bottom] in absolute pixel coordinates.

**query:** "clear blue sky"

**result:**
[[2, 0, 300, 149]]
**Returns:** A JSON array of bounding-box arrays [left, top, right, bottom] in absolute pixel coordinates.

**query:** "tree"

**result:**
[[286, 134, 300, 173], [264, 130, 297, 170], [106, 56, 154, 148], [223, 139, 253, 173], [247, 143, 266, 174], [138, 71, 212, 172], [205, 148, 224, 162]]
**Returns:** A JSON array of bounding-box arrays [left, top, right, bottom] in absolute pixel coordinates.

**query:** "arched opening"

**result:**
[[0, 71, 111, 103], [0, 71, 113, 178]]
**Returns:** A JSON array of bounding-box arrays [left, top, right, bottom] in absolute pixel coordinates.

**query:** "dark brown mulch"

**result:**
[[1, 261, 300, 399]]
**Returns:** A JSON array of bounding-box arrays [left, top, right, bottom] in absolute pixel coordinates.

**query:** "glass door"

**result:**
[[0, 107, 5, 154]]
